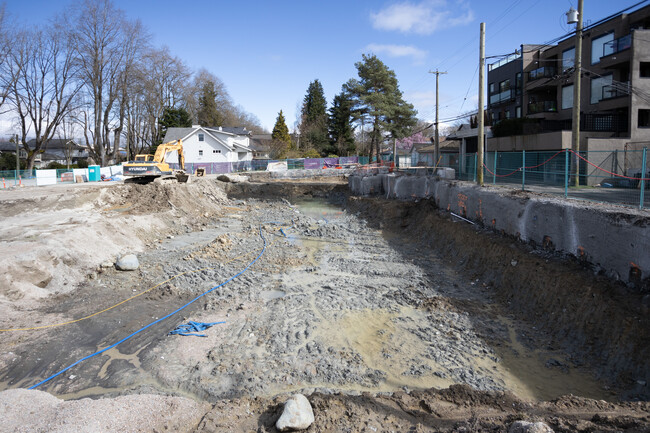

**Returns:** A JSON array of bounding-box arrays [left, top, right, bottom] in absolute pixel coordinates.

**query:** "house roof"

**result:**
[[416, 140, 460, 153], [447, 124, 493, 139], [26, 138, 82, 150], [0, 142, 18, 152], [164, 126, 252, 144], [163, 128, 194, 142]]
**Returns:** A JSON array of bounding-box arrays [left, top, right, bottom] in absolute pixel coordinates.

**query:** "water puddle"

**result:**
[[97, 346, 144, 380], [290, 198, 345, 222], [484, 315, 608, 401]]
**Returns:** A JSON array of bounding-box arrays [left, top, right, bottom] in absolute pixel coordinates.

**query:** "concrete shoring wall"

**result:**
[[349, 173, 650, 284]]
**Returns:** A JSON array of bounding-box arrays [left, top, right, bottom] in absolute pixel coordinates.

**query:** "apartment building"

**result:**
[[487, 4, 650, 157]]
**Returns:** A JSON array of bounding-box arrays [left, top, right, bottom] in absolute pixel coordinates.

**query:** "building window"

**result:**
[[499, 79, 510, 92], [562, 47, 575, 71], [591, 33, 614, 64], [198, 150, 203, 156], [590, 74, 612, 104], [505, 110, 511, 119], [562, 84, 574, 109], [213, 149, 221, 154], [515, 72, 522, 95], [639, 109, 650, 127], [516, 106, 521, 118], [489, 83, 495, 94], [641, 62, 650, 78], [198, 133, 205, 142]]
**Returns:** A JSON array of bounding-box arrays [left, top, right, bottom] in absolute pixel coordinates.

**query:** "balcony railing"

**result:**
[[528, 100, 557, 114], [488, 52, 522, 71], [602, 34, 631, 58], [528, 66, 557, 81], [602, 82, 630, 100], [489, 88, 514, 106]]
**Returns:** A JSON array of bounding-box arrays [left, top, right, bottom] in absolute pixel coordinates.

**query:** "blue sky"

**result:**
[[2, 0, 644, 133]]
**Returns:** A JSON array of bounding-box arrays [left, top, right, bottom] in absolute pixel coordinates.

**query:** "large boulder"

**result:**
[[115, 254, 139, 271], [217, 174, 249, 183], [275, 394, 314, 431]]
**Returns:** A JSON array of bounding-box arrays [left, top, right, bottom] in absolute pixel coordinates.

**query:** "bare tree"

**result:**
[[5, 27, 83, 172], [0, 4, 14, 112], [140, 46, 191, 145], [110, 19, 149, 163], [56, 116, 77, 169], [65, 0, 128, 166]]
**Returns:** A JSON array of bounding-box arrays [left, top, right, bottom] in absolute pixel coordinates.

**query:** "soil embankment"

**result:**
[[0, 177, 648, 432]]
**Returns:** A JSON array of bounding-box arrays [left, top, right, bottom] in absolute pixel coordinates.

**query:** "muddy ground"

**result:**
[[0, 176, 648, 432]]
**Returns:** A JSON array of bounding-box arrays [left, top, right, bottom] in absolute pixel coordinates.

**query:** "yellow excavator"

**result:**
[[123, 140, 190, 183]]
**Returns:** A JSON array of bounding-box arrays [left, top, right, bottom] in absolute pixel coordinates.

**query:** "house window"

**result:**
[[213, 149, 221, 154], [641, 62, 650, 78], [198, 150, 203, 156], [562, 84, 574, 109], [562, 47, 575, 71], [591, 33, 614, 64], [639, 109, 650, 127], [516, 106, 522, 118], [590, 74, 612, 104], [198, 133, 205, 142]]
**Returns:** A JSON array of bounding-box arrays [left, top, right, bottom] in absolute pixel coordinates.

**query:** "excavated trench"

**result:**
[[1, 179, 647, 407], [225, 181, 650, 401]]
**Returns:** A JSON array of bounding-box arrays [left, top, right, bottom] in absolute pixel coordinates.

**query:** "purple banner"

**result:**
[[304, 158, 321, 169]]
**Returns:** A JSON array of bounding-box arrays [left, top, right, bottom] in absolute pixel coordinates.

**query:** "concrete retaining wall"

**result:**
[[349, 172, 650, 283], [269, 168, 356, 179]]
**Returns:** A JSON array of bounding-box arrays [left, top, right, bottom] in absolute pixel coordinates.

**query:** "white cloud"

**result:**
[[370, 0, 474, 35], [365, 43, 427, 62]]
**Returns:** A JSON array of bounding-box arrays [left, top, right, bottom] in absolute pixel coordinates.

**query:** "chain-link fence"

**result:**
[[447, 148, 648, 209]]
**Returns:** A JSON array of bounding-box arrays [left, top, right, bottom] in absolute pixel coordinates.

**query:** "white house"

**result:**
[[162, 125, 253, 164]]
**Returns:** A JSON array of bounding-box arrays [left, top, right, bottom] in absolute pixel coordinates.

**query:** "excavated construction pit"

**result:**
[[0, 178, 648, 432]]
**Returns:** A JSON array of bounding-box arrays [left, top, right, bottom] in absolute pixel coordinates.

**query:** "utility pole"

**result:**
[[15, 134, 19, 175], [477, 22, 486, 186], [571, 0, 584, 187], [429, 70, 447, 167]]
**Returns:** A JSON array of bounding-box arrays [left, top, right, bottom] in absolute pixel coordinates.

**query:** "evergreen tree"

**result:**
[[299, 79, 329, 155], [197, 80, 224, 127], [328, 91, 355, 155], [158, 107, 192, 142], [271, 110, 292, 157], [345, 54, 417, 161]]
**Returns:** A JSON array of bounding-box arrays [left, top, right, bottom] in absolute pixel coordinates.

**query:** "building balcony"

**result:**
[[488, 52, 522, 71], [528, 100, 557, 114], [601, 82, 630, 101], [488, 88, 515, 106], [527, 66, 557, 81], [602, 34, 631, 58], [599, 34, 632, 69]]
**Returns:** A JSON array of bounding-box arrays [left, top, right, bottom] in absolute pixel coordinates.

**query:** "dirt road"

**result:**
[[0, 177, 648, 432]]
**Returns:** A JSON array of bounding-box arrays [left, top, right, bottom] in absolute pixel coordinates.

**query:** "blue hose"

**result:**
[[28, 224, 271, 390]]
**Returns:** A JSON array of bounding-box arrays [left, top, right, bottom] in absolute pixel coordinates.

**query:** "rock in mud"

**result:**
[[115, 254, 139, 271], [217, 174, 249, 183], [509, 420, 554, 433], [276, 394, 314, 431]]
